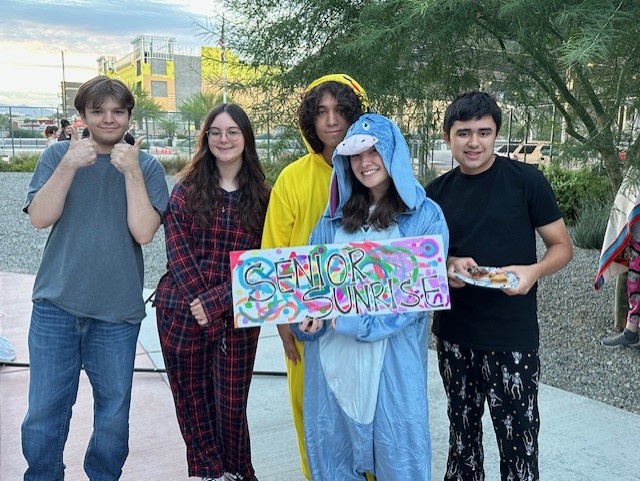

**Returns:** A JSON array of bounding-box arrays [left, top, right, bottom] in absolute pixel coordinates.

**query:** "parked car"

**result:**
[[495, 141, 520, 159], [512, 141, 552, 165]]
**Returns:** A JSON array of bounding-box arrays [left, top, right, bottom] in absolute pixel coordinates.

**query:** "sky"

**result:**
[[0, 0, 225, 109]]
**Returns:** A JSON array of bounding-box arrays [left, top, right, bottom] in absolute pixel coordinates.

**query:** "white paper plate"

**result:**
[[454, 266, 519, 289]]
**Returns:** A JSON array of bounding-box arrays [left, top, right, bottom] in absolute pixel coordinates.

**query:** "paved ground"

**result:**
[[2, 272, 640, 480]]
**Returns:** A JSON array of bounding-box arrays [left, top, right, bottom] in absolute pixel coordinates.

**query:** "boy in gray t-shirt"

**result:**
[[21, 75, 168, 481]]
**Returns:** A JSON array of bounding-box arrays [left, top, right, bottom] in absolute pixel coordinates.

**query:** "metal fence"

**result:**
[[2, 103, 592, 175], [0, 107, 307, 163]]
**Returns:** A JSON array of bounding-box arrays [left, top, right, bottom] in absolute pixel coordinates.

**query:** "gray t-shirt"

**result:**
[[24, 141, 169, 324]]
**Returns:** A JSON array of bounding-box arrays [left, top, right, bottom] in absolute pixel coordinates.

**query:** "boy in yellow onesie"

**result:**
[[261, 73, 369, 479]]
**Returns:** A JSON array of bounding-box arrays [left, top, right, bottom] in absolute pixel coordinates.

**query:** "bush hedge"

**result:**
[[0, 154, 39, 172], [540, 164, 613, 225]]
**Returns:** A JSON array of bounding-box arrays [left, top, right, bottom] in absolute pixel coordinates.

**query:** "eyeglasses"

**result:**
[[206, 127, 243, 141]]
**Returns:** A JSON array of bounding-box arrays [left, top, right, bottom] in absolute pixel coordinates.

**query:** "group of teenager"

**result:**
[[20, 72, 572, 481]]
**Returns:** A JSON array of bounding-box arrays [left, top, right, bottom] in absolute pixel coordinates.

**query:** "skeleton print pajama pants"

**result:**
[[625, 239, 640, 327], [436, 337, 540, 481]]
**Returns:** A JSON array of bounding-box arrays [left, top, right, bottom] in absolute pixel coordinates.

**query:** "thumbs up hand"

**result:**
[[60, 126, 97, 170], [110, 135, 144, 176]]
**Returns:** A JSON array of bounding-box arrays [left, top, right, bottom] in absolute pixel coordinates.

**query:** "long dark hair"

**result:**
[[177, 103, 270, 233], [341, 169, 406, 233], [298, 82, 365, 153]]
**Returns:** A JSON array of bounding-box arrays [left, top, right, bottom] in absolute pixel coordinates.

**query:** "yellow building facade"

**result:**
[[97, 35, 265, 113], [98, 35, 182, 111]]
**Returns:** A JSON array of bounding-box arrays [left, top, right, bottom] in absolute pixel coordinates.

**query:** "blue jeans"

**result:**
[[21, 300, 140, 481]]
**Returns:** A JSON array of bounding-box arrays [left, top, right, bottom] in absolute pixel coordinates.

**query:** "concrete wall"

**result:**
[[173, 54, 201, 108]]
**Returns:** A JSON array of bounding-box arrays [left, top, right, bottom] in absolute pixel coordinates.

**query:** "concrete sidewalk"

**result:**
[[2, 272, 639, 480]]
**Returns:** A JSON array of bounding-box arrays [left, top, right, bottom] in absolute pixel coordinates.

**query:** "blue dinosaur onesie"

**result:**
[[292, 113, 449, 480]]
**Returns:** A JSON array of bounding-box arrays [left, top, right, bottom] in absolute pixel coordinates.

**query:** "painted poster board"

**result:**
[[230, 235, 449, 328]]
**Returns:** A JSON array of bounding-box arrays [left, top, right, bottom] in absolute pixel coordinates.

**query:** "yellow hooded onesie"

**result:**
[[260, 73, 369, 480]]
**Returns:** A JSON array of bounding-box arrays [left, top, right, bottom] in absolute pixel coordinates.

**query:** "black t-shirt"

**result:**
[[425, 156, 562, 351]]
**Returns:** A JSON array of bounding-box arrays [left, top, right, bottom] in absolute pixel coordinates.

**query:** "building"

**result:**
[[97, 35, 201, 112], [96, 34, 260, 113]]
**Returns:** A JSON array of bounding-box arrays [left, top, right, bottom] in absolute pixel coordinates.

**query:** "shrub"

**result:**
[[540, 164, 613, 225], [159, 155, 190, 175], [418, 167, 439, 189], [0, 154, 39, 172], [572, 197, 610, 250], [263, 158, 294, 187], [10, 129, 42, 139]]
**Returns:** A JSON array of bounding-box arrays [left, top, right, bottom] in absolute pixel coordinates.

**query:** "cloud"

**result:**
[[1, 0, 219, 106], [5, 0, 208, 53]]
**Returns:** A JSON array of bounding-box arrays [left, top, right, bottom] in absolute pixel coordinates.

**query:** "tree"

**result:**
[[224, 0, 640, 188], [178, 92, 223, 131], [0, 113, 10, 128], [157, 116, 179, 146], [129, 84, 162, 137]]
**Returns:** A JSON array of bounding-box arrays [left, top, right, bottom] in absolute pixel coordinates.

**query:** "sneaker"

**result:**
[[202, 477, 225, 481], [225, 473, 256, 481], [601, 328, 640, 347]]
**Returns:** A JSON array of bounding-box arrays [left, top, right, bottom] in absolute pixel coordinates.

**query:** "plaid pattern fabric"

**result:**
[[155, 183, 261, 335], [155, 182, 262, 479]]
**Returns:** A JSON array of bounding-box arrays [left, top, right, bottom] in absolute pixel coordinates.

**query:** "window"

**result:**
[[497, 143, 519, 154], [150, 59, 167, 75], [151, 81, 168, 97]]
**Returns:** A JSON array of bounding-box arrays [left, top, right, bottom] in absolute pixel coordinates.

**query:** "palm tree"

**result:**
[[129, 83, 162, 138], [178, 92, 224, 131], [157, 116, 179, 147]]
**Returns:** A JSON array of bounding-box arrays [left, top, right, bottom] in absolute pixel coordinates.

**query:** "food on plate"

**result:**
[[467, 266, 491, 280], [488, 272, 509, 284], [465, 266, 509, 285]]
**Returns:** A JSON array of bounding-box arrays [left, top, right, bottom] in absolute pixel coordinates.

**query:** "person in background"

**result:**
[[43, 125, 58, 147], [293, 113, 448, 480], [154, 103, 270, 481], [58, 118, 73, 141], [260, 73, 369, 480], [595, 168, 640, 348], [425, 91, 573, 481], [21, 75, 169, 480]]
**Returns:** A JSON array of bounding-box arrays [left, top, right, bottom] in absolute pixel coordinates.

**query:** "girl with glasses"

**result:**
[[154, 103, 270, 481]]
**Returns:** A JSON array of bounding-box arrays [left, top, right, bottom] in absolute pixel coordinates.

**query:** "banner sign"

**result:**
[[230, 235, 449, 328]]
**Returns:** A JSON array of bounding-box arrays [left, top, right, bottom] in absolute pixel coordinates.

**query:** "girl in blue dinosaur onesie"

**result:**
[[292, 113, 449, 480]]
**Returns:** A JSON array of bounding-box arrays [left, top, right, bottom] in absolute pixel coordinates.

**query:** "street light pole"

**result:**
[[61, 50, 67, 116], [219, 16, 227, 103]]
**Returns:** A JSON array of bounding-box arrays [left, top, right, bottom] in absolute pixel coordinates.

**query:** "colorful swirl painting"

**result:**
[[230, 235, 449, 328]]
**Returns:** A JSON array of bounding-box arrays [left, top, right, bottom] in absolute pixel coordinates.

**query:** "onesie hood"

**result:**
[[329, 113, 421, 217], [300, 73, 369, 155]]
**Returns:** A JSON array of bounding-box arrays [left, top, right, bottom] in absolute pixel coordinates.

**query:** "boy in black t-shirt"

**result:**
[[426, 91, 573, 481]]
